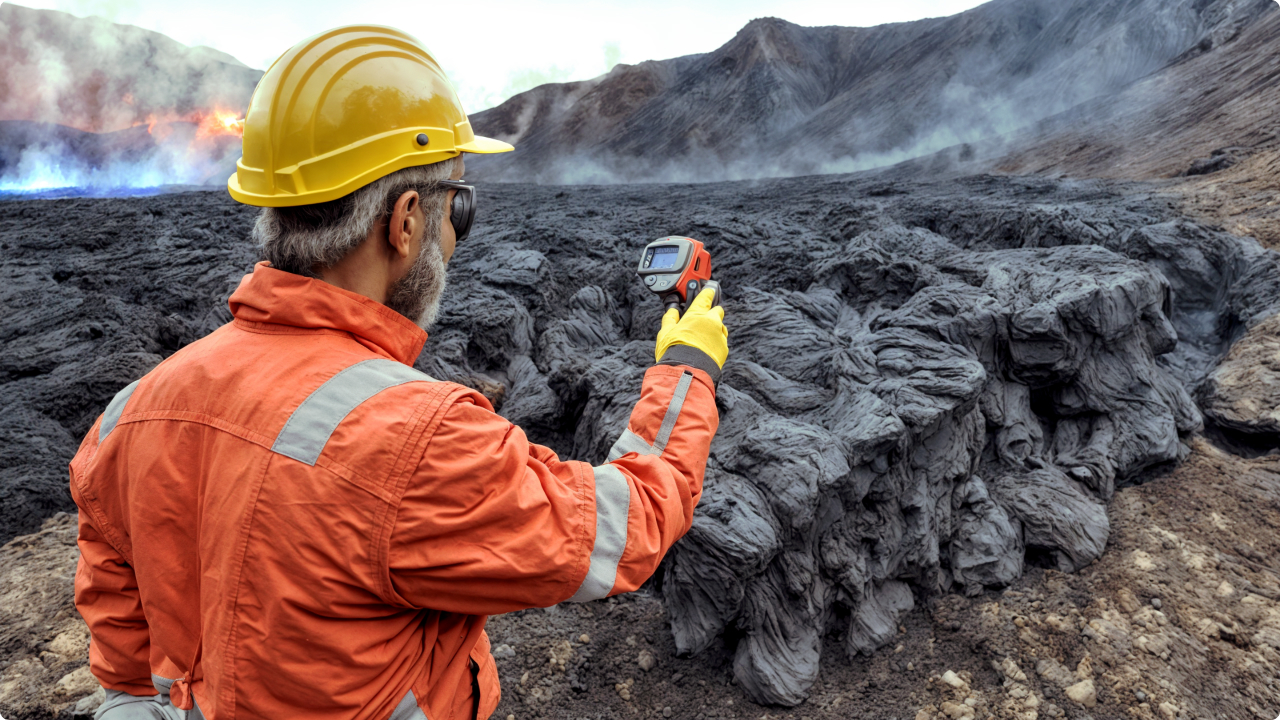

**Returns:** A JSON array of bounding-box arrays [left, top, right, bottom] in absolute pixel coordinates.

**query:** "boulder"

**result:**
[[1201, 314, 1280, 450]]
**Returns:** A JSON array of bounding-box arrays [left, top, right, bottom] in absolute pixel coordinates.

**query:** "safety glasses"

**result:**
[[437, 180, 475, 243]]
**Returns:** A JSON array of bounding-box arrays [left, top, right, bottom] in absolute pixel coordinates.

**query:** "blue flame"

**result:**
[[0, 121, 239, 198]]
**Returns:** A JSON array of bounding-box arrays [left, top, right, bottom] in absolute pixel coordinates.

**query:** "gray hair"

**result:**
[[252, 157, 461, 276]]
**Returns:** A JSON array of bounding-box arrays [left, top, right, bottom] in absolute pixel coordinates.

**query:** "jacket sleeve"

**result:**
[[71, 480, 156, 696], [388, 363, 718, 614]]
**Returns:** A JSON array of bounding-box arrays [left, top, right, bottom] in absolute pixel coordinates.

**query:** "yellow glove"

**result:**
[[655, 287, 729, 369]]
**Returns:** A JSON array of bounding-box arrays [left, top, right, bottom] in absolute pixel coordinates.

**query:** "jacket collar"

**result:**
[[228, 262, 427, 365]]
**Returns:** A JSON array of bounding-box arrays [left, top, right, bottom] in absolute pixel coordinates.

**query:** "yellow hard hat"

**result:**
[[228, 25, 512, 207]]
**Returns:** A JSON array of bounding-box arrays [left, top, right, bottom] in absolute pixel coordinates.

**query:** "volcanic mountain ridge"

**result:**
[[468, 0, 1278, 183]]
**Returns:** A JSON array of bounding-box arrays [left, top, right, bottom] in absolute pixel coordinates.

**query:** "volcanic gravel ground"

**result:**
[[1, 174, 1279, 714]]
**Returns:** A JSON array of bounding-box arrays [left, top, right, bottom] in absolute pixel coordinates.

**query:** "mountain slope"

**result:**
[[0, 2, 262, 132], [469, 0, 1276, 182], [989, 8, 1280, 247]]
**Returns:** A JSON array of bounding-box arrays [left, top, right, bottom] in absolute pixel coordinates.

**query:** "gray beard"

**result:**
[[385, 239, 447, 329]]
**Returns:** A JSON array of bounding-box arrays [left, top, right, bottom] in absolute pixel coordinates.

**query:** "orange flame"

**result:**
[[137, 109, 245, 139], [196, 110, 245, 139]]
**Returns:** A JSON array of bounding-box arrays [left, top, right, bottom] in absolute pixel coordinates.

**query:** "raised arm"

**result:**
[[389, 289, 727, 613]]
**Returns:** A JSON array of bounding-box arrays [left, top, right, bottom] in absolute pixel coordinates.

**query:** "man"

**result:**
[[71, 25, 727, 720]]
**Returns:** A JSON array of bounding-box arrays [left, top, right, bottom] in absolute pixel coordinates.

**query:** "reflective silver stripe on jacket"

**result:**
[[389, 689, 429, 720], [272, 359, 437, 466], [579, 371, 695, 600], [566, 463, 632, 602], [98, 379, 141, 443], [605, 371, 693, 461], [607, 429, 655, 460]]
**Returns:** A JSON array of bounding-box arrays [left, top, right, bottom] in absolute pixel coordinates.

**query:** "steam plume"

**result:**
[[0, 2, 258, 194]]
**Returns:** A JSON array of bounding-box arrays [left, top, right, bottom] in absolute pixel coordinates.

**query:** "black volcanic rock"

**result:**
[[0, 191, 258, 540], [2, 174, 1278, 705], [469, 0, 1276, 182]]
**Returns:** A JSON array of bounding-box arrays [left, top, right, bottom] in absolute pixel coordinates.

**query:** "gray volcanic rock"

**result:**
[[2, 174, 1278, 705], [469, 0, 1276, 182], [1202, 315, 1280, 449], [659, 230, 1210, 702]]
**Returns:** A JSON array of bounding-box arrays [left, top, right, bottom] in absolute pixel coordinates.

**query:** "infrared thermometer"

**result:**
[[637, 236, 722, 314]]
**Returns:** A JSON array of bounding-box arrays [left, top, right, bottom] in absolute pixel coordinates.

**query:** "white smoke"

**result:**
[[0, 2, 257, 194]]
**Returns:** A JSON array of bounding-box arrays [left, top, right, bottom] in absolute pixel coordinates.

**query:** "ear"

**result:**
[[386, 190, 420, 260]]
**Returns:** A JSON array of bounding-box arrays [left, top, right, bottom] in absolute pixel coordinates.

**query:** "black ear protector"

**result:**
[[437, 180, 475, 243]]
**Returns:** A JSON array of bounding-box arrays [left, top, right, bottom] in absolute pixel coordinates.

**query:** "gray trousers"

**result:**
[[94, 676, 203, 719], [95, 677, 430, 720]]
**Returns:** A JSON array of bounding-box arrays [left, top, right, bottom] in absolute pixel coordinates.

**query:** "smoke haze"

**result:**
[[0, 2, 257, 193]]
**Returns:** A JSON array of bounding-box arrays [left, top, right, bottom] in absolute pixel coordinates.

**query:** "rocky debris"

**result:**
[[3, 174, 1280, 708], [1062, 679, 1095, 708], [940, 671, 967, 690], [911, 441, 1280, 720], [1181, 148, 1248, 178], [1201, 314, 1280, 452], [0, 512, 95, 719], [638, 650, 656, 672]]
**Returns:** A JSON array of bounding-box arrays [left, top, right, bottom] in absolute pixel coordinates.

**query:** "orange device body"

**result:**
[[672, 240, 712, 304]]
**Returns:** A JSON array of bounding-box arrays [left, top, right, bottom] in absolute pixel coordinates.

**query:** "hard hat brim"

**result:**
[[458, 135, 514, 154], [227, 134, 514, 207]]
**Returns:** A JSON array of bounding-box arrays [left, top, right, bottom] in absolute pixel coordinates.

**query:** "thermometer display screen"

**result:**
[[650, 246, 680, 270]]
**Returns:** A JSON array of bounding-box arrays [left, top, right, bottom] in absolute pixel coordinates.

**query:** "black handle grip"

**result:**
[[663, 280, 723, 317]]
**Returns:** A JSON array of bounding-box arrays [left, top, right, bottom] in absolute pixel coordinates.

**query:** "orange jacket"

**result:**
[[70, 263, 719, 720]]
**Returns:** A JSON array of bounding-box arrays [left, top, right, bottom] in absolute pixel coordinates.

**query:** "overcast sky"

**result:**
[[17, 0, 989, 112]]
